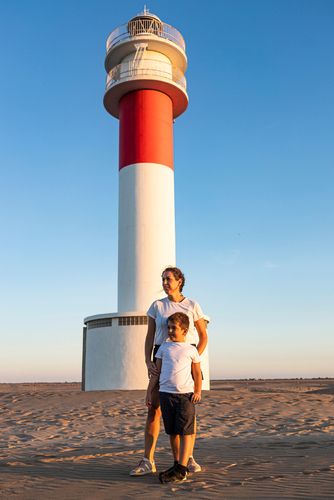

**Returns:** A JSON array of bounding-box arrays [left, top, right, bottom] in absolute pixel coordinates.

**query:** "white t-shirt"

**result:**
[[155, 342, 200, 394], [147, 297, 204, 345]]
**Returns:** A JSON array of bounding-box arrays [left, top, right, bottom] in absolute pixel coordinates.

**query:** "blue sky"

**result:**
[[0, 0, 333, 381]]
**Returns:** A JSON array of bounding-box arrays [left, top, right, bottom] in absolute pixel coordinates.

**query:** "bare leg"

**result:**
[[144, 387, 161, 462], [169, 434, 180, 461], [179, 435, 193, 467], [189, 417, 197, 457]]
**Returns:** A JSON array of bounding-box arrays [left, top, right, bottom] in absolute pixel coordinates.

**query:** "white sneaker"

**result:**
[[187, 456, 202, 473], [130, 457, 156, 476]]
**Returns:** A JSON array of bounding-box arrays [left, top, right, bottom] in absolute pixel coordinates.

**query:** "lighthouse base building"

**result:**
[[82, 312, 210, 390], [82, 312, 150, 390], [82, 10, 210, 391]]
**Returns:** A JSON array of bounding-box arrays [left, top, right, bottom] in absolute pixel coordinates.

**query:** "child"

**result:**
[[146, 312, 202, 483]]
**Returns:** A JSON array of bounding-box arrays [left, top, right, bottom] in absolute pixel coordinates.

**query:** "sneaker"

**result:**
[[159, 461, 178, 477], [159, 465, 188, 483], [162, 461, 178, 474], [187, 456, 202, 473], [130, 457, 156, 476]]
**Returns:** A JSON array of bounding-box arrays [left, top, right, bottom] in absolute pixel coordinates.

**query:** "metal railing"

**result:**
[[106, 21, 185, 53], [105, 59, 186, 91]]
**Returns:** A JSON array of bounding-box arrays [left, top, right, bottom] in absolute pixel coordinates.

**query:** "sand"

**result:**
[[0, 379, 333, 499]]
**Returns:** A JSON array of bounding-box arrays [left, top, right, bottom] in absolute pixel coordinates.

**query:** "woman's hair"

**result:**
[[162, 266, 185, 292], [168, 312, 190, 332]]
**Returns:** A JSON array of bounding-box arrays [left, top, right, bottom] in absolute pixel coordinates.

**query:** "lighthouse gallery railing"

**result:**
[[106, 59, 186, 91], [106, 21, 186, 53]]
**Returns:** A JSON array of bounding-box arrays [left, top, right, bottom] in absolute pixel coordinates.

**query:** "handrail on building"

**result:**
[[106, 21, 186, 53], [106, 59, 187, 91]]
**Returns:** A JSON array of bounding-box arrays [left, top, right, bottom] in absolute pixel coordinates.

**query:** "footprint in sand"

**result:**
[[21, 411, 33, 417], [11, 398, 22, 403], [58, 419, 69, 426], [15, 434, 34, 442]]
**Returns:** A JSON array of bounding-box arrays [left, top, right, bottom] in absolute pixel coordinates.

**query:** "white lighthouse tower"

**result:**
[[82, 9, 210, 390]]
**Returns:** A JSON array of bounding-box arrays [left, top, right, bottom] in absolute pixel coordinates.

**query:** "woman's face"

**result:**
[[162, 271, 182, 295]]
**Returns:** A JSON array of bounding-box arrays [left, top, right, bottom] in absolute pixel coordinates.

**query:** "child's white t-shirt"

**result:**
[[155, 342, 200, 394]]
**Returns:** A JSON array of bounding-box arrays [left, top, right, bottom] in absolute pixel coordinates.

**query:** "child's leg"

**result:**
[[179, 435, 193, 467], [169, 434, 180, 462]]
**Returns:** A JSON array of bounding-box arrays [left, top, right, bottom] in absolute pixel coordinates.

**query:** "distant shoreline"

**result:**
[[1, 377, 333, 386]]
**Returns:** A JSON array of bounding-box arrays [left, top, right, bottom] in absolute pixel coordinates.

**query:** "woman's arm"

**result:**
[[195, 318, 208, 355], [145, 317, 159, 376]]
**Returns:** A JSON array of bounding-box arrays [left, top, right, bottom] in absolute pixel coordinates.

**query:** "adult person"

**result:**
[[130, 266, 208, 476]]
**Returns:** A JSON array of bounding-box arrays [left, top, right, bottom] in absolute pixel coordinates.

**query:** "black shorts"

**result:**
[[153, 345, 161, 363], [159, 392, 195, 435]]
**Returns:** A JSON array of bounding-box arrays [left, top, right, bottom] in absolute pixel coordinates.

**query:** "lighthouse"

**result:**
[[82, 9, 210, 390]]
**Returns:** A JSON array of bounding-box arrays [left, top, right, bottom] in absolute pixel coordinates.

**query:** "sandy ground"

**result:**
[[0, 379, 333, 499]]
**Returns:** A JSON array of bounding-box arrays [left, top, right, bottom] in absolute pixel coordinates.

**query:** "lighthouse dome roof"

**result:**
[[129, 6, 162, 23]]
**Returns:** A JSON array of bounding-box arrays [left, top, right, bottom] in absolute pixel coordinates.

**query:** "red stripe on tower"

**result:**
[[119, 90, 174, 170]]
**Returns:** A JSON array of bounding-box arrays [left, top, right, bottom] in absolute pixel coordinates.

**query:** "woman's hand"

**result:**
[[146, 360, 160, 377], [191, 392, 201, 404], [145, 392, 152, 407]]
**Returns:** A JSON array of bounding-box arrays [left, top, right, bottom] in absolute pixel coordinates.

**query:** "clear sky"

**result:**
[[0, 0, 333, 382]]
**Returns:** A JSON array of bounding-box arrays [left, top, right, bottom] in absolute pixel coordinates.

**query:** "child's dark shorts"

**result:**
[[159, 392, 195, 435]]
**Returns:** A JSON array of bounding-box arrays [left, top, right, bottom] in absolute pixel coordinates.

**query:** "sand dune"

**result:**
[[0, 379, 333, 499]]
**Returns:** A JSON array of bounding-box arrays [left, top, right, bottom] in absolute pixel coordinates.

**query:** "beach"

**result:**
[[0, 379, 333, 499]]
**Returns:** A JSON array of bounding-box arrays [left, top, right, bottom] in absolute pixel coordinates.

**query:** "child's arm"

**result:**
[[145, 358, 162, 407], [191, 361, 202, 403]]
